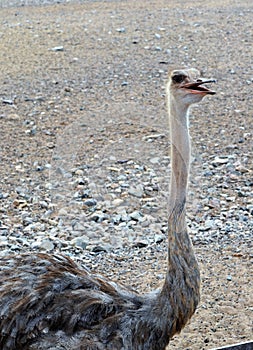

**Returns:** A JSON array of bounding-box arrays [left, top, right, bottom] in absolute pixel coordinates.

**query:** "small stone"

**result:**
[[246, 204, 253, 215], [83, 199, 97, 207], [133, 240, 149, 248], [154, 234, 164, 243], [70, 237, 89, 250], [39, 239, 54, 251], [50, 46, 64, 51], [64, 86, 71, 92], [235, 164, 250, 173], [13, 199, 28, 209], [7, 113, 20, 121], [129, 211, 143, 222], [58, 207, 68, 216], [208, 198, 220, 208], [226, 196, 236, 202], [204, 219, 215, 229], [74, 177, 87, 186], [22, 216, 34, 225], [45, 183, 53, 190], [39, 201, 48, 209], [111, 198, 124, 207], [24, 222, 45, 232], [92, 245, 108, 253], [212, 157, 229, 165], [0, 236, 8, 246], [149, 157, 160, 164], [142, 133, 166, 141], [89, 212, 108, 222], [128, 184, 144, 198], [117, 174, 127, 181], [72, 221, 86, 231], [116, 27, 126, 33], [75, 169, 84, 176], [47, 142, 55, 149], [119, 212, 130, 223]]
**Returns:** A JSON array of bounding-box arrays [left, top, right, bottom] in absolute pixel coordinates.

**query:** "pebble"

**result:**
[[0, 192, 9, 199], [92, 244, 109, 253], [111, 198, 124, 207], [211, 156, 229, 165], [50, 46, 64, 51], [129, 211, 143, 222], [246, 205, 253, 215], [13, 199, 28, 209], [128, 184, 144, 198], [133, 240, 149, 248], [89, 212, 109, 222], [34, 239, 54, 251], [149, 157, 160, 164], [142, 133, 166, 141], [83, 199, 97, 207], [235, 164, 250, 173], [0, 236, 8, 245], [154, 234, 164, 243], [116, 27, 126, 33], [70, 237, 89, 250], [75, 169, 84, 176]]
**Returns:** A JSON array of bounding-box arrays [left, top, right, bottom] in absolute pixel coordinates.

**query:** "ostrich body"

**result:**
[[0, 69, 215, 350]]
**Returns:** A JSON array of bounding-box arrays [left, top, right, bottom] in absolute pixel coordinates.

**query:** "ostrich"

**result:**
[[0, 68, 215, 350]]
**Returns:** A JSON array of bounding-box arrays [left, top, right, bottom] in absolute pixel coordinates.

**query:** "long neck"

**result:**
[[167, 95, 192, 255], [168, 97, 190, 212], [155, 94, 200, 340]]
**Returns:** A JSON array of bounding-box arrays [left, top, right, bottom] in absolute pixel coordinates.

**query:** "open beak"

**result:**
[[181, 79, 216, 95]]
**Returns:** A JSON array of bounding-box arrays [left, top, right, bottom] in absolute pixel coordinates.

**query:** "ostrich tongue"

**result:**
[[182, 79, 216, 94]]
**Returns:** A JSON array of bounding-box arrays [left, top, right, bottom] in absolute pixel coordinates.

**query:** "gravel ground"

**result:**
[[0, 1, 252, 349]]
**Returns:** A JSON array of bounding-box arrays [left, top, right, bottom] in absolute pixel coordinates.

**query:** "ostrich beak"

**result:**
[[181, 79, 216, 95]]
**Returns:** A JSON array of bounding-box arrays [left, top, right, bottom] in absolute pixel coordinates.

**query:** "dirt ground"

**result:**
[[0, 1, 252, 349]]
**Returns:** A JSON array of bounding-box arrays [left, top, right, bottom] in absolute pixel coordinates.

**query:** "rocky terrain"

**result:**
[[0, 0, 252, 349]]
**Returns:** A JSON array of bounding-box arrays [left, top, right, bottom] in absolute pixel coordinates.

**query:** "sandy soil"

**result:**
[[0, 1, 252, 349]]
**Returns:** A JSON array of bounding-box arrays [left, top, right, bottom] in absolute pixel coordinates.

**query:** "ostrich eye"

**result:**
[[172, 74, 186, 84]]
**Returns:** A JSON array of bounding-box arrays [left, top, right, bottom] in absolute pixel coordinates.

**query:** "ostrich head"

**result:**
[[168, 68, 216, 107]]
